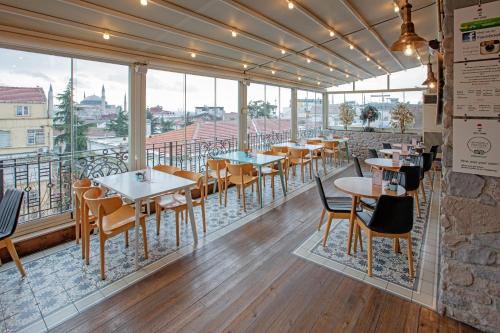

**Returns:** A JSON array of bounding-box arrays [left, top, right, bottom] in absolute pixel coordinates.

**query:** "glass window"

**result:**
[[186, 74, 215, 141], [0, 130, 10, 147], [327, 82, 353, 92], [328, 94, 345, 128], [16, 105, 30, 116], [279, 87, 291, 132], [26, 128, 45, 145], [215, 78, 238, 140], [355, 75, 388, 91], [389, 66, 426, 89], [247, 82, 266, 134], [265, 85, 279, 132]]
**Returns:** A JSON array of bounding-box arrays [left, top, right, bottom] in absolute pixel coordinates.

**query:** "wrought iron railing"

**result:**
[[0, 128, 323, 224]]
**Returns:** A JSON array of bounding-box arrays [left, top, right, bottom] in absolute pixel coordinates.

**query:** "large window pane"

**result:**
[[186, 74, 215, 141], [390, 66, 426, 89], [279, 87, 291, 131], [265, 85, 279, 132], [355, 74, 388, 91], [215, 78, 238, 139], [247, 83, 266, 134]]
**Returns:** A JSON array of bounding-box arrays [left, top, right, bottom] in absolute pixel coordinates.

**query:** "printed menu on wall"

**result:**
[[454, 1, 500, 62], [452, 119, 499, 177]]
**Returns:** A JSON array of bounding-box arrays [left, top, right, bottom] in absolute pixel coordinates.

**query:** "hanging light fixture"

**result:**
[[391, 0, 427, 55], [422, 56, 437, 89]]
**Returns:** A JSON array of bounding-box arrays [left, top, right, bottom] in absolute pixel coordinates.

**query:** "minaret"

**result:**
[[101, 84, 106, 114], [47, 84, 53, 118], [123, 93, 127, 113]]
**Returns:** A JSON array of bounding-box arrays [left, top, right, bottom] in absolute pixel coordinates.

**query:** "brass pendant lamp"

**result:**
[[391, 0, 428, 54], [422, 56, 437, 88]]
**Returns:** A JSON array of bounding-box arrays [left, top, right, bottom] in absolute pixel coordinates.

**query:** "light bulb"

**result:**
[[288, 1, 294, 9], [404, 44, 414, 56], [317, 82, 321, 85], [366, 57, 370, 62], [102, 32, 110, 40], [329, 31, 335, 37], [231, 30, 237, 37], [297, 76, 301, 81], [345, 74, 349, 78], [429, 82, 436, 89], [281, 49, 286, 55], [378, 65, 382, 69], [190, 52, 196, 58], [140, 0, 147, 6], [394, 2, 399, 12], [306, 58, 311, 63], [243, 64, 248, 69], [349, 44, 354, 50], [329, 67, 333, 72], [271, 70, 276, 75], [417, 55, 421, 60]]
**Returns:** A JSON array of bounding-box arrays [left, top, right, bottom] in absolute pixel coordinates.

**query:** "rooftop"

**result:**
[[0, 86, 46, 104]]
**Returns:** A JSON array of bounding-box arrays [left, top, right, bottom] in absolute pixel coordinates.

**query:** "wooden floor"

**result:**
[[53, 167, 478, 333]]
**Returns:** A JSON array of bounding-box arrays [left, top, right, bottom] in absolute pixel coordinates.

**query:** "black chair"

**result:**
[[421, 152, 434, 192], [355, 195, 414, 278], [368, 149, 378, 159], [382, 143, 392, 149], [429, 145, 440, 172], [353, 156, 364, 177], [0, 189, 26, 277], [399, 165, 423, 217], [315, 175, 362, 247], [353, 156, 378, 210]]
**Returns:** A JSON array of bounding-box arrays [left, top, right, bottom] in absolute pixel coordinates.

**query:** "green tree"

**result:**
[[53, 79, 90, 153], [159, 118, 175, 133], [106, 107, 128, 137], [360, 105, 380, 131], [247, 100, 277, 119]]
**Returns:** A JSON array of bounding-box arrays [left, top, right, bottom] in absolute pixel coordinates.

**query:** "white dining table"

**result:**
[[94, 169, 197, 267]]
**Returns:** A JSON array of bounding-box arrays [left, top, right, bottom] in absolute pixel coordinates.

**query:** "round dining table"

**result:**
[[379, 148, 417, 157], [333, 176, 406, 255], [364, 158, 413, 171]]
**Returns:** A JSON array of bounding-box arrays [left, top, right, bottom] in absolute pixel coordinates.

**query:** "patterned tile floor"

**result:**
[[0, 162, 345, 332], [294, 173, 441, 309]]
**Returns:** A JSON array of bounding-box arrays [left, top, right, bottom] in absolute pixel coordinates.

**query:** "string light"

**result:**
[[329, 67, 333, 72], [297, 76, 301, 81], [306, 58, 311, 63], [345, 74, 349, 78], [366, 57, 371, 61], [190, 52, 196, 58], [349, 44, 354, 50], [393, 2, 399, 12], [378, 65, 382, 70], [271, 70, 276, 75], [288, 1, 294, 9], [243, 64, 248, 69], [102, 32, 110, 40], [231, 30, 238, 37], [140, 0, 147, 6], [317, 81, 321, 85], [281, 49, 286, 55], [329, 31, 335, 37]]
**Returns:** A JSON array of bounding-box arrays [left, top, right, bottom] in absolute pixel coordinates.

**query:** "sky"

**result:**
[[0, 47, 426, 116]]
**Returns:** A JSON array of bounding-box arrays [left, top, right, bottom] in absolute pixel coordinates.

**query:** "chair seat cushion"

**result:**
[[228, 174, 258, 185], [157, 193, 187, 209], [207, 169, 231, 179], [261, 166, 278, 175], [102, 206, 146, 233], [356, 211, 372, 227], [326, 196, 362, 213], [360, 198, 377, 210]]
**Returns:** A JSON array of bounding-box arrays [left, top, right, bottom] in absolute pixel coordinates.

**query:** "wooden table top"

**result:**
[[333, 176, 406, 199], [364, 158, 408, 171]]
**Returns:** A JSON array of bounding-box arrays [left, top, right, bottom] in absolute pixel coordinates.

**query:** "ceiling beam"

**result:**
[[336, 0, 405, 71], [0, 3, 329, 86], [152, 0, 361, 80], [57, 0, 346, 84], [218, 0, 375, 77]]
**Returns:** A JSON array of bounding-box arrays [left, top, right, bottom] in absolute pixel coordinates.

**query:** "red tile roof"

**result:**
[[0, 86, 47, 103]]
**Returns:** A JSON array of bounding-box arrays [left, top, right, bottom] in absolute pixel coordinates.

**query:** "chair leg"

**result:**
[[175, 211, 180, 247], [85, 223, 91, 266], [224, 179, 229, 207], [367, 231, 373, 277], [125, 230, 129, 247], [407, 234, 414, 278], [356, 225, 363, 252], [100, 236, 106, 280], [322, 214, 334, 247], [4, 238, 26, 277], [141, 218, 148, 259], [201, 202, 206, 233], [309, 162, 312, 179], [242, 184, 247, 212], [414, 192, 421, 218], [301, 164, 304, 183], [318, 208, 326, 231], [75, 197, 80, 245], [271, 175, 275, 199], [155, 204, 161, 235], [218, 179, 223, 205]]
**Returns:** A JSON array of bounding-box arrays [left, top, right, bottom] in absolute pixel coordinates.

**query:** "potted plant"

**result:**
[[390, 102, 415, 134], [360, 105, 379, 132], [338, 102, 356, 130]]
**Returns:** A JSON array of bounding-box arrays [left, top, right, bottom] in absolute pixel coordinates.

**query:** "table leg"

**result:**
[[347, 195, 358, 255], [277, 161, 286, 196], [322, 149, 326, 174], [258, 166, 263, 208], [134, 199, 141, 268], [184, 189, 198, 244]]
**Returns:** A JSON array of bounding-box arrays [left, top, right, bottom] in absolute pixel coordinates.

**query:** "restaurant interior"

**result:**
[[0, 0, 498, 332]]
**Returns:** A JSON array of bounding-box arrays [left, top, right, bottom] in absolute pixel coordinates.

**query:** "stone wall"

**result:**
[[331, 129, 420, 159], [439, 1, 500, 332]]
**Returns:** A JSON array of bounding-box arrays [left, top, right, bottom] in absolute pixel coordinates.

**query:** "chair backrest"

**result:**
[[382, 143, 392, 149], [0, 189, 24, 238], [353, 156, 364, 177], [307, 139, 321, 144], [271, 146, 288, 153], [399, 165, 421, 192], [430, 145, 439, 160], [422, 152, 433, 173], [226, 163, 254, 177], [206, 159, 226, 171], [153, 165, 182, 174], [73, 178, 92, 201], [82, 187, 107, 217], [324, 141, 338, 149], [369, 195, 414, 234], [368, 149, 378, 159], [314, 174, 332, 212], [173, 170, 204, 196], [289, 148, 309, 158]]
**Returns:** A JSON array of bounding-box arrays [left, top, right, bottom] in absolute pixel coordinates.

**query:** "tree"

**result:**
[[338, 103, 356, 130], [159, 118, 175, 133], [359, 105, 380, 131], [106, 107, 128, 137], [247, 100, 277, 119], [390, 102, 415, 134], [53, 79, 90, 153]]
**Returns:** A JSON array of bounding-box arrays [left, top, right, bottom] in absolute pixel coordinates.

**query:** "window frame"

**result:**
[[16, 105, 30, 117], [26, 128, 45, 146]]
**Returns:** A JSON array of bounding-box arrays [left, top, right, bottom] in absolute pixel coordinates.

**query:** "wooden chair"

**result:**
[[154, 170, 205, 246], [271, 146, 288, 154], [224, 163, 260, 212], [315, 175, 362, 247], [0, 189, 26, 277], [153, 164, 181, 174], [355, 195, 414, 278], [73, 179, 98, 259], [84, 187, 149, 280], [289, 148, 312, 183], [323, 141, 340, 167], [306, 140, 325, 173], [261, 151, 289, 198], [205, 159, 230, 205]]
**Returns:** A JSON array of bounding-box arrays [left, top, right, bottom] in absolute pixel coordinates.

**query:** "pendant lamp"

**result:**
[[391, 0, 427, 54], [422, 56, 437, 89]]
